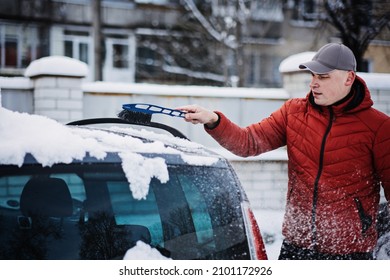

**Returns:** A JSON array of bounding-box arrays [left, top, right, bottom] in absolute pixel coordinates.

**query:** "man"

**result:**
[[178, 43, 390, 260]]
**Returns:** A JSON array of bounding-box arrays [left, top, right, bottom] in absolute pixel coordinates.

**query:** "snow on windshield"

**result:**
[[0, 108, 218, 199]]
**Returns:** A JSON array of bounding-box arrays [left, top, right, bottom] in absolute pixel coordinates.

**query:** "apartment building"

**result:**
[[0, 0, 388, 87]]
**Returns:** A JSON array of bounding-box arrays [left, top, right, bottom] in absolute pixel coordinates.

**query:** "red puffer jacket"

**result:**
[[206, 76, 390, 255]]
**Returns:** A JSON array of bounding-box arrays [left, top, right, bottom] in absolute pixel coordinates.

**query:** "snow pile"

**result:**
[[0, 108, 105, 167], [24, 56, 88, 78], [120, 153, 168, 199], [279, 52, 316, 73], [82, 81, 288, 99], [123, 241, 171, 260], [0, 108, 219, 199]]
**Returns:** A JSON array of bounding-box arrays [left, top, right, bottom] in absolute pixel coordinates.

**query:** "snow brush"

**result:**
[[118, 103, 186, 124]]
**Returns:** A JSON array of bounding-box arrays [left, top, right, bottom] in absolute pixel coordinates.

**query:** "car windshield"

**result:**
[[0, 162, 249, 260]]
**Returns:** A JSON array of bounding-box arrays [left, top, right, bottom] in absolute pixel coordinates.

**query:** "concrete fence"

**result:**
[[1, 55, 389, 211]]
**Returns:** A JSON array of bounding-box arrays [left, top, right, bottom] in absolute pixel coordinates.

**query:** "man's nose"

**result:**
[[310, 77, 319, 89]]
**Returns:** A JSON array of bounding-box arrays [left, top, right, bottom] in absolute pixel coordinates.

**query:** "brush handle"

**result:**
[[122, 103, 186, 118]]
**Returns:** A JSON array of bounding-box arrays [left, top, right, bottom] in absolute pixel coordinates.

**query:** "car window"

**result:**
[[0, 162, 249, 260], [178, 174, 214, 247], [108, 180, 164, 246]]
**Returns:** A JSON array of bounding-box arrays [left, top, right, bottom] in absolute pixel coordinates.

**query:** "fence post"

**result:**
[[24, 56, 88, 123]]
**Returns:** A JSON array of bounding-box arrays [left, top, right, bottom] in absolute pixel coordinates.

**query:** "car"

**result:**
[[0, 104, 267, 260], [374, 202, 390, 260]]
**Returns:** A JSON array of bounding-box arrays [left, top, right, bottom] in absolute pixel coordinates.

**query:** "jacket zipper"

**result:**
[[311, 107, 334, 249]]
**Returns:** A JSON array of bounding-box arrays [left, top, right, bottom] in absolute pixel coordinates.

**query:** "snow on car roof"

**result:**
[[0, 108, 218, 199]]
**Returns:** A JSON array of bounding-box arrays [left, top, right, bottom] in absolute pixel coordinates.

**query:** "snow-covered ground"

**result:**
[[253, 209, 284, 260]]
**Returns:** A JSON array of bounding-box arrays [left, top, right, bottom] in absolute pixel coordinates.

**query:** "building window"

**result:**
[[4, 37, 17, 67], [79, 42, 89, 64], [64, 40, 73, 58], [291, 0, 317, 22], [0, 24, 38, 69], [63, 31, 90, 64], [112, 43, 129, 68], [250, 0, 284, 22], [104, 34, 131, 70]]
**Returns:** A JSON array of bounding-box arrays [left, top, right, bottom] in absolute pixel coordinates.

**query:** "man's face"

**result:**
[[309, 70, 355, 106]]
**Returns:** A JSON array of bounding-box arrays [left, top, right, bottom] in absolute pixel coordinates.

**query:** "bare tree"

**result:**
[[182, 0, 282, 87], [181, 0, 250, 86], [136, 30, 226, 86], [322, 0, 390, 71], [137, 1, 283, 87]]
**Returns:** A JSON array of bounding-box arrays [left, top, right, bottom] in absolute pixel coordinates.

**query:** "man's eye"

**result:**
[[311, 73, 328, 79]]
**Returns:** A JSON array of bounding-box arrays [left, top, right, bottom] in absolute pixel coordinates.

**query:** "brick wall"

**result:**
[[231, 160, 288, 211], [30, 76, 84, 123]]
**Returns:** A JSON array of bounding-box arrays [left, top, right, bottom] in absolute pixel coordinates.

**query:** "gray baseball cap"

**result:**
[[299, 43, 357, 74]]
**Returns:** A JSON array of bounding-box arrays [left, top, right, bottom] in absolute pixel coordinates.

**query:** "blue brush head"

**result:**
[[122, 103, 185, 118]]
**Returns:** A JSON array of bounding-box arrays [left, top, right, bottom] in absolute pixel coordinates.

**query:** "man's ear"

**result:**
[[345, 71, 356, 86]]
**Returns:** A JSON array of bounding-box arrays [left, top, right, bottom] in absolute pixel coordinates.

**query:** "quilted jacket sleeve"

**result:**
[[205, 100, 290, 157], [373, 118, 390, 202]]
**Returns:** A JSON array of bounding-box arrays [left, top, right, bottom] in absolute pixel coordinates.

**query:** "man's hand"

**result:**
[[176, 105, 219, 128]]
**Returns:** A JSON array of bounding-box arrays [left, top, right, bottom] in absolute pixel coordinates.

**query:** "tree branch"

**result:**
[[182, 0, 238, 49]]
